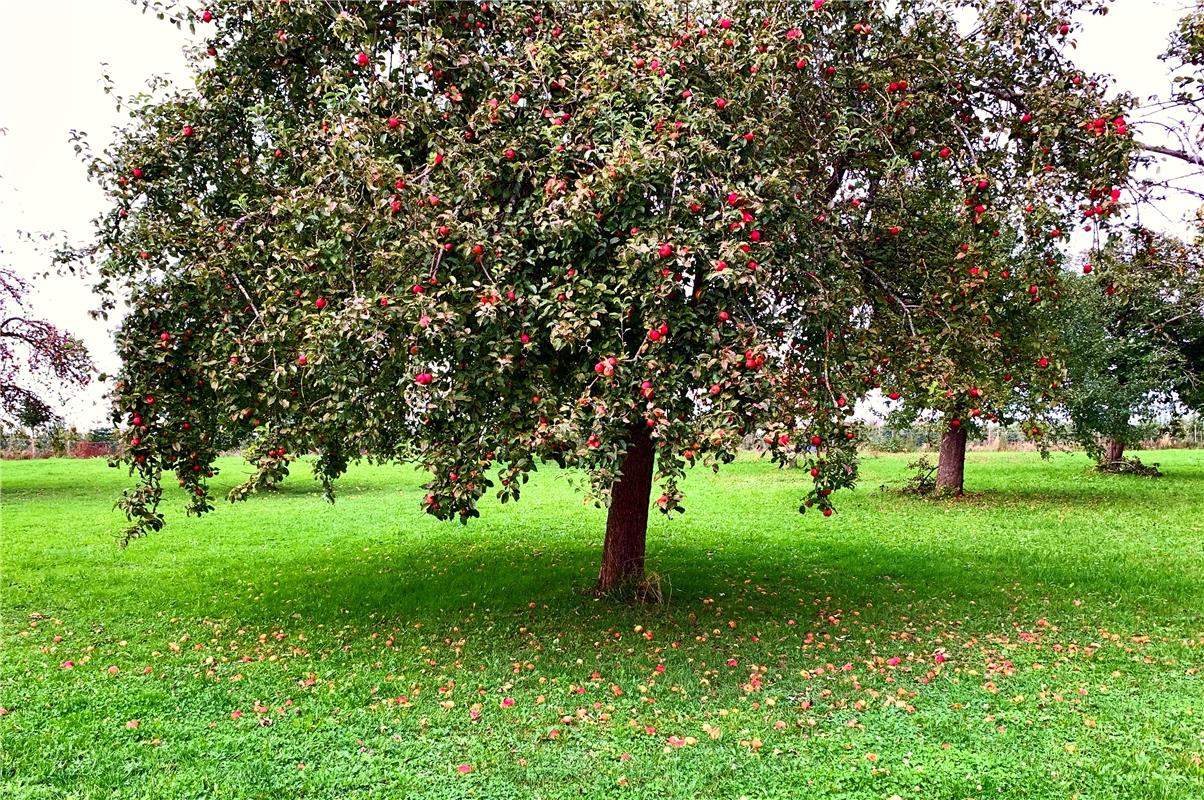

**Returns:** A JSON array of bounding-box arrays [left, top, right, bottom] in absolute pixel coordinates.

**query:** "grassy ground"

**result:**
[[2, 449, 1203, 800]]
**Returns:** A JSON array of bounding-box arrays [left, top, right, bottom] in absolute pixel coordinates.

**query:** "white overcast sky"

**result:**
[[1, 0, 1200, 428]]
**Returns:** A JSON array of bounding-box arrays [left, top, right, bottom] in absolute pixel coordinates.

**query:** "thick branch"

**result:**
[[1137, 141, 1204, 167]]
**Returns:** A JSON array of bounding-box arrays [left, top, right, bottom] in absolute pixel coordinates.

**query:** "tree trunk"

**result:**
[[28, 427, 36, 459], [935, 426, 968, 495], [1103, 438, 1125, 465], [595, 425, 655, 596]]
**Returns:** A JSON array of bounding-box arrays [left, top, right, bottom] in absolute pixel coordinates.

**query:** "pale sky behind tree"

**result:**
[[1, 0, 1200, 428]]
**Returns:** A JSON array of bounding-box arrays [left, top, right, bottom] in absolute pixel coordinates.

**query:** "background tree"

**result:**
[[1061, 227, 1204, 470], [80, 0, 1129, 592], [793, 3, 1133, 494], [0, 267, 94, 451]]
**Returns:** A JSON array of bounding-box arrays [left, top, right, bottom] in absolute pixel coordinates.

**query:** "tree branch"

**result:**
[[1137, 140, 1204, 167]]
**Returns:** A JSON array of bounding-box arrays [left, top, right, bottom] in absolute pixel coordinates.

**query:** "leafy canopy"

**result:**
[[1062, 227, 1204, 455], [80, 0, 1129, 541]]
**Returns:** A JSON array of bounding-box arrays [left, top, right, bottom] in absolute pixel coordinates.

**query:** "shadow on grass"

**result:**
[[137, 513, 1203, 639], [6, 457, 1202, 639]]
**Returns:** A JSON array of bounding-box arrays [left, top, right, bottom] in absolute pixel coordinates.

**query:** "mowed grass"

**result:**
[[2, 450, 1203, 800]]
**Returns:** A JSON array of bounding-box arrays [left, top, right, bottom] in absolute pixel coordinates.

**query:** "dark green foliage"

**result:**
[[74, 0, 1131, 543], [1062, 228, 1204, 463]]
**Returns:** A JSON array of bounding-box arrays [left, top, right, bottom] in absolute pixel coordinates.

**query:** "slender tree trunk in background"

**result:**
[[28, 427, 36, 459], [595, 425, 655, 596], [1103, 438, 1125, 465], [935, 427, 968, 495]]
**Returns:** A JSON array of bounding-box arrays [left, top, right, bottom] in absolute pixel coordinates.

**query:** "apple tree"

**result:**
[[815, 6, 1135, 494], [81, 0, 1126, 591], [1061, 227, 1204, 470], [86, 0, 876, 593]]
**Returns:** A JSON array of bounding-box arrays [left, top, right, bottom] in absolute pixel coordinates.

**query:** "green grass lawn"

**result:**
[[2, 450, 1203, 799]]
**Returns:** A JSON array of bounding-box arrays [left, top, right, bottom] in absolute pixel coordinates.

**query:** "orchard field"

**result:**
[[2, 450, 1203, 799]]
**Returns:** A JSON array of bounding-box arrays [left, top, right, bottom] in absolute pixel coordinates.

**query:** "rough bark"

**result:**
[[595, 425, 655, 596], [935, 426, 968, 495], [1102, 438, 1125, 465]]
